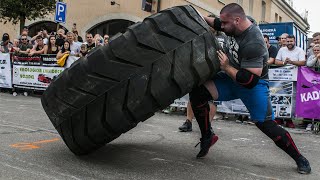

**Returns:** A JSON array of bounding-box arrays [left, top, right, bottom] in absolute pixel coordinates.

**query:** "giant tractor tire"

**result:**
[[41, 5, 222, 155]]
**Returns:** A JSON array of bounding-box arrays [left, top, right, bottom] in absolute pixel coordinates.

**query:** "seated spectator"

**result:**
[[56, 41, 71, 59], [103, 34, 109, 46], [29, 36, 46, 56], [85, 33, 95, 52], [306, 44, 320, 72], [16, 35, 33, 56], [44, 36, 59, 54], [56, 28, 66, 48], [79, 44, 88, 57], [0, 33, 13, 53]]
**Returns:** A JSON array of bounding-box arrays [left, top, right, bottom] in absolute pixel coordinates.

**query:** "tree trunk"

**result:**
[[19, 16, 26, 34]]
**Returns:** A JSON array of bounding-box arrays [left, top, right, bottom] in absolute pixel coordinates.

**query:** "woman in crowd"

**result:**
[[307, 44, 320, 72], [29, 36, 46, 56], [0, 33, 13, 53], [44, 36, 59, 54], [56, 41, 71, 59], [79, 44, 88, 57], [94, 34, 103, 47], [103, 34, 109, 46]]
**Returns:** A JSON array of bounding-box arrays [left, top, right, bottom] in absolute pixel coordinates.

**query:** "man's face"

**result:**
[[37, 38, 43, 45], [219, 13, 238, 36], [21, 36, 28, 44], [280, 35, 287, 46], [67, 34, 74, 42], [86, 34, 93, 43], [286, 38, 295, 50], [313, 35, 320, 45]]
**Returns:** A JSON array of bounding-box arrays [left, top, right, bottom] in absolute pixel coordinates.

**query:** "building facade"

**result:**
[[0, 0, 309, 39]]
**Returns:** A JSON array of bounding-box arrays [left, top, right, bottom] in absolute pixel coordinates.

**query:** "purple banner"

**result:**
[[296, 67, 320, 119]]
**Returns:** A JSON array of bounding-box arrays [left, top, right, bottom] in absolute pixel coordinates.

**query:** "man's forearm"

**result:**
[[224, 65, 238, 81], [290, 60, 306, 66], [203, 16, 215, 27]]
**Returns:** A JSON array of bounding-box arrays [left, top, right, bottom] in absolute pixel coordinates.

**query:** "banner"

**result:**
[[217, 99, 249, 115], [13, 55, 65, 90], [269, 81, 294, 118], [170, 94, 189, 108], [296, 67, 320, 119], [268, 65, 298, 81], [0, 53, 12, 88]]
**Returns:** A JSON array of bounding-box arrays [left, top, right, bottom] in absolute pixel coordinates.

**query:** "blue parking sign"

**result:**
[[55, 2, 67, 23]]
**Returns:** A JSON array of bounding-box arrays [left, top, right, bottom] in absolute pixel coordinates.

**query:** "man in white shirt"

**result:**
[[275, 35, 306, 67], [66, 31, 80, 56]]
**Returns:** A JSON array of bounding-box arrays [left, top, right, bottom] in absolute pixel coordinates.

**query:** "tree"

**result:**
[[0, 0, 58, 33]]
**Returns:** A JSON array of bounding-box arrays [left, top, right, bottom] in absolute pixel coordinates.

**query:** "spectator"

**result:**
[[66, 32, 80, 56], [17, 27, 32, 42], [56, 41, 71, 59], [313, 32, 320, 45], [73, 30, 83, 43], [16, 35, 33, 56], [94, 34, 103, 47], [79, 44, 88, 57], [42, 29, 49, 45], [103, 34, 109, 45], [275, 35, 306, 128], [278, 33, 289, 50], [0, 33, 13, 53], [29, 36, 46, 56], [56, 28, 66, 48], [44, 36, 59, 54], [307, 44, 320, 72], [264, 34, 278, 65], [85, 33, 95, 52], [307, 43, 315, 59]]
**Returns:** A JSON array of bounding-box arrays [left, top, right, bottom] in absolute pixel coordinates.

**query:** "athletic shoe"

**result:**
[[306, 124, 312, 131], [195, 133, 219, 158], [178, 119, 192, 132], [12, 92, 17, 96], [286, 120, 295, 128], [296, 155, 311, 174]]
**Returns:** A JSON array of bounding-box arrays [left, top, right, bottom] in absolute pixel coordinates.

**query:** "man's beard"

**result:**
[[287, 44, 294, 50]]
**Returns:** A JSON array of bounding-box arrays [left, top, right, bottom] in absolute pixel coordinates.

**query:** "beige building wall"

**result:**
[[0, 0, 308, 40]]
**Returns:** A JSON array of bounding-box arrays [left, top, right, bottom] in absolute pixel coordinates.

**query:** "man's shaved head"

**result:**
[[220, 3, 246, 19]]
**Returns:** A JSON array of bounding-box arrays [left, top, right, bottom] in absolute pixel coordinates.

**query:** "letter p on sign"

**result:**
[[55, 2, 67, 23]]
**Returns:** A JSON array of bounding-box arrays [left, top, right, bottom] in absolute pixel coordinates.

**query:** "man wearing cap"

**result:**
[[0, 33, 13, 53]]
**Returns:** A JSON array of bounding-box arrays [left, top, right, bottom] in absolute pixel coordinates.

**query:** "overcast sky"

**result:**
[[292, 0, 319, 36]]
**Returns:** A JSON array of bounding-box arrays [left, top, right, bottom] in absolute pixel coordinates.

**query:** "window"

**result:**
[[261, 0, 266, 22], [275, 13, 278, 22], [279, 16, 282, 22]]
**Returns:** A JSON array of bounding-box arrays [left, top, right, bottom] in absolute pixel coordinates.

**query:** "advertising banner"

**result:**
[[268, 66, 298, 81], [296, 67, 320, 119], [0, 53, 12, 88], [13, 55, 65, 90], [269, 81, 294, 118], [171, 94, 189, 108]]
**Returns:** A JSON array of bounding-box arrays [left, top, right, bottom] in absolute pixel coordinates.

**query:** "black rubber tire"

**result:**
[[41, 5, 222, 155]]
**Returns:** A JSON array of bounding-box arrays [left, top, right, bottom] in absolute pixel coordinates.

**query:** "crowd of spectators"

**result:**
[[0, 24, 110, 60]]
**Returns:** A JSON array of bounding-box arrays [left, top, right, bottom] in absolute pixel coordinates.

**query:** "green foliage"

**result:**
[[0, 0, 57, 25]]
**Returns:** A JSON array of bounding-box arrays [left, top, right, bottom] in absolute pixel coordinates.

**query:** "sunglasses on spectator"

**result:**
[[21, 38, 27, 40]]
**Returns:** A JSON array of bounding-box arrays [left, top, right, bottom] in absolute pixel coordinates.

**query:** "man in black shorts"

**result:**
[[189, 3, 311, 174]]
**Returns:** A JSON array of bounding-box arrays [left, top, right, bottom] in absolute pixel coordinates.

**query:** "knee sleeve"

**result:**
[[189, 85, 213, 108]]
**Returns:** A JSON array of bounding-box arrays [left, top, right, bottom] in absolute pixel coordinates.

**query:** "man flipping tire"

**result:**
[[190, 3, 311, 174]]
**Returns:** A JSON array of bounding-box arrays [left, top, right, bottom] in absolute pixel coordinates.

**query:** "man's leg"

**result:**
[[178, 101, 193, 132], [237, 80, 311, 174]]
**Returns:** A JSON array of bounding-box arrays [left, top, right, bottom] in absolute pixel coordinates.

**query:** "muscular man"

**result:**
[[189, 3, 311, 174]]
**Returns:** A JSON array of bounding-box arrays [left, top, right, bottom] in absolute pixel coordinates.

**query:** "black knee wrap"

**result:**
[[189, 85, 213, 108], [189, 85, 213, 137], [256, 120, 301, 161]]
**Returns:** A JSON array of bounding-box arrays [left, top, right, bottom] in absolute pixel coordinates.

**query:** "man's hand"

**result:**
[[217, 50, 231, 71], [316, 53, 320, 59]]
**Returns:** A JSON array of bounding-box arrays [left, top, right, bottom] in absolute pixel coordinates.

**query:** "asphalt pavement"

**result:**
[[0, 92, 319, 180]]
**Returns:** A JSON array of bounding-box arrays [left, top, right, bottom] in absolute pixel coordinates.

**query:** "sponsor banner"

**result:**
[[296, 67, 320, 119], [217, 99, 249, 115], [13, 54, 60, 67], [269, 81, 294, 118], [13, 65, 64, 89], [268, 65, 298, 81], [171, 94, 189, 108], [0, 53, 12, 88]]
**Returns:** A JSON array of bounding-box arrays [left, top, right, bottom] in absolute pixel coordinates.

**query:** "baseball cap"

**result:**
[[2, 33, 9, 42]]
